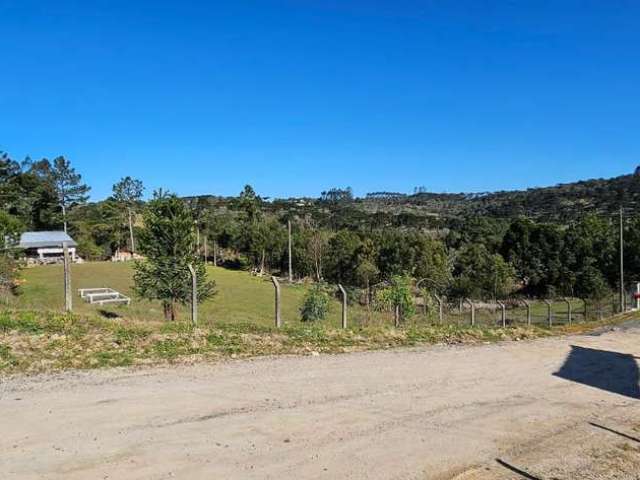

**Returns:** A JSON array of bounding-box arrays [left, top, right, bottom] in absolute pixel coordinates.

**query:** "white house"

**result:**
[[18, 231, 79, 263]]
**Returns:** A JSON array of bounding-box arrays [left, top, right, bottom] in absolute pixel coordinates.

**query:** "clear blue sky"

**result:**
[[1, 1, 639, 200]]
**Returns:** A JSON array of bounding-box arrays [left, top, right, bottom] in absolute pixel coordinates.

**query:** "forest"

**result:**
[[1, 150, 638, 303]]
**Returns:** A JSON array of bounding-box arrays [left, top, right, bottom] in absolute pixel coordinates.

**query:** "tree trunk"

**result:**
[[163, 302, 176, 321]]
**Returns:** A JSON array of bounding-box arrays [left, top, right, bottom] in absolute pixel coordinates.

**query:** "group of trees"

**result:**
[[195, 187, 633, 303], [0, 151, 146, 260], [3, 149, 638, 312]]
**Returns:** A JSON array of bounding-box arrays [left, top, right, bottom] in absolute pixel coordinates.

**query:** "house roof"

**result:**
[[18, 231, 77, 249]]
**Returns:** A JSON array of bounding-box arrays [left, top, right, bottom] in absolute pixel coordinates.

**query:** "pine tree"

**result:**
[[50, 156, 90, 233], [133, 192, 215, 321]]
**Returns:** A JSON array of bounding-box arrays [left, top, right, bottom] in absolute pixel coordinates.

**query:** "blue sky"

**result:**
[[1, 1, 639, 200]]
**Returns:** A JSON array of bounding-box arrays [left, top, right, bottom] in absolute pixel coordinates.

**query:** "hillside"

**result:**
[[397, 172, 639, 221], [186, 170, 640, 224]]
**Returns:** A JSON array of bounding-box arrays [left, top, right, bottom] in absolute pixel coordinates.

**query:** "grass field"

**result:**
[[12, 262, 398, 328], [1, 262, 635, 374], [10, 262, 609, 328]]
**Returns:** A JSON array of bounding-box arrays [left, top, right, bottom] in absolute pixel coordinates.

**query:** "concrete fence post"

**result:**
[[435, 294, 444, 324], [543, 299, 553, 327], [636, 282, 640, 310], [497, 300, 506, 328], [394, 305, 400, 327], [271, 276, 282, 328], [563, 297, 572, 326], [62, 242, 72, 312], [188, 264, 197, 326], [338, 284, 347, 329], [464, 298, 475, 326]]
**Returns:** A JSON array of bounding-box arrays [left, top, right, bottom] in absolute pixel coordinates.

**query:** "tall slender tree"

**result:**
[[112, 176, 144, 253], [49, 156, 90, 233]]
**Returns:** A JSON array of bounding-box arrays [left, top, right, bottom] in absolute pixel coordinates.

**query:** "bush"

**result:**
[[374, 275, 416, 321], [300, 284, 330, 322]]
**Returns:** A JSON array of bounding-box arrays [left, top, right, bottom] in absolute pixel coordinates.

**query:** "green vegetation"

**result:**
[[300, 284, 331, 322], [2, 150, 640, 303], [133, 193, 215, 320], [374, 275, 416, 324], [2, 307, 634, 375], [13, 263, 354, 327]]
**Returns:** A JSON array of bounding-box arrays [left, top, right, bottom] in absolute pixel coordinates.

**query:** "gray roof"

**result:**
[[18, 231, 77, 249]]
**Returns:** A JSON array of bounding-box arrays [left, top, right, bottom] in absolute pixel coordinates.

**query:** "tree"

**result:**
[[325, 230, 362, 285], [306, 224, 330, 281], [237, 184, 262, 222], [575, 264, 610, 300], [500, 218, 565, 295], [49, 156, 90, 233], [0, 210, 24, 300], [133, 193, 215, 321], [112, 176, 144, 253], [452, 243, 516, 299], [374, 275, 416, 325], [0, 210, 24, 246]]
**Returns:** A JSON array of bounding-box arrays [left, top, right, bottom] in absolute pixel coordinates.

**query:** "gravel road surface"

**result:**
[[1, 324, 639, 479]]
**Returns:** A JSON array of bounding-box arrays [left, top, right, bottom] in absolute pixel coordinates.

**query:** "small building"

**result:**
[[18, 231, 79, 264], [111, 248, 144, 262]]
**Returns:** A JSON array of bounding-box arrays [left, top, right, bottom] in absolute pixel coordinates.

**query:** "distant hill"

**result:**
[[185, 170, 640, 224], [391, 173, 638, 221]]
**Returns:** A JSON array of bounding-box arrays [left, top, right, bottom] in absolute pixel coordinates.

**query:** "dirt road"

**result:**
[[2, 324, 639, 480]]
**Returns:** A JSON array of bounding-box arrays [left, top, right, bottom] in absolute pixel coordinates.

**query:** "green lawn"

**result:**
[[13, 262, 365, 328], [11, 262, 613, 329]]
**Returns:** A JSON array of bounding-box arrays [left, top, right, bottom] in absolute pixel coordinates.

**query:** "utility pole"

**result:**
[[287, 219, 293, 283], [620, 207, 625, 313], [128, 207, 136, 254]]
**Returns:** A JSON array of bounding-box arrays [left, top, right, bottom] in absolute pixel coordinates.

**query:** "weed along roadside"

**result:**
[[1, 308, 637, 375]]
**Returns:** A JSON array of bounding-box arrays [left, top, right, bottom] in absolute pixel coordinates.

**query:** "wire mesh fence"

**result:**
[[344, 292, 630, 330]]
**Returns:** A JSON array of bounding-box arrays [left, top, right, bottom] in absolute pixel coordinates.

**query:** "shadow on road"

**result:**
[[553, 345, 640, 399], [588, 422, 640, 443], [495, 459, 541, 479]]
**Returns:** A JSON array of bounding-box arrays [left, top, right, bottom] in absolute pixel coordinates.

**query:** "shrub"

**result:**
[[300, 284, 330, 322], [374, 275, 416, 322], [0, 255, 22, 299]]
